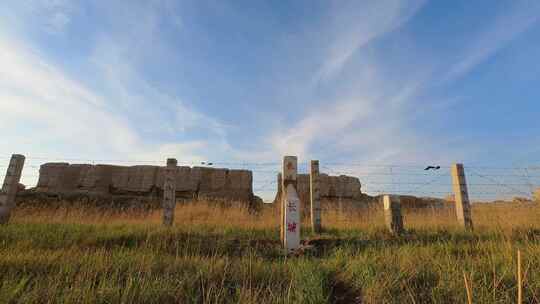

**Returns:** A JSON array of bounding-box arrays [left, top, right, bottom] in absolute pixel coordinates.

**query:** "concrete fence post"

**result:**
[[281, 156, 300, 253], [383, 195, 404, 235], [279, 172, 285, 243], [310, 160, 322, 233], [162, 158, 177, 227], [451, 163, 473, 230], [0, 154, 25, 224]]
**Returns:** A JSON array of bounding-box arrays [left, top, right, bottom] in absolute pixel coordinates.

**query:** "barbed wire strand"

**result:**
[[2, 156, 539, 200], [468, 169, 532, 198]]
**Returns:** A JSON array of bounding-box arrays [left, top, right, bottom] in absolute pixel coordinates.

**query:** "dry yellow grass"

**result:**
[[11, 200, 540, 233], [3, 200, 540, 303]]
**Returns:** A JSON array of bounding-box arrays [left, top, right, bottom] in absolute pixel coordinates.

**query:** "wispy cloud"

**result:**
[[316, 0, 426, 80], [270, 97, 375, 157], [269, 0, 433, 167], [2, 0, 539, 197], [0, 1, 230, 168], [0, 33, 217, 191], [90, 36, 227, 141], [444, 1, 540, 82], [271, 0, 540, 172], [86, 3, 231, 151], [0, 34, 137, 156]]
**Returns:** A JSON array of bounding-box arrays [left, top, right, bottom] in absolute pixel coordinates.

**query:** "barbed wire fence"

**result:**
[[0, 155, 284, 202], [322, 163, 540, 201], [1, 155, 539, 202]]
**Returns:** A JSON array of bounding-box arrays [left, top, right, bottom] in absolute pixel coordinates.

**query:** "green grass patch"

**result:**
[[1, 222, 540, 303]]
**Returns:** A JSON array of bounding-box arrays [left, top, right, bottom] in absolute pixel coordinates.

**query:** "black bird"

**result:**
[[424, 165, 441, 171]]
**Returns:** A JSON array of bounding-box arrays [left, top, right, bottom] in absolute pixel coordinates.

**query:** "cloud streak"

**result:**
[[269, 0, 434, 168], [273, 0, 540, 172], [0, 35, 134, 154], [0, 2, 231, 186], [444, 1, 540, 82], [316, 0, 426, 80], [1, 0, 539, 199]]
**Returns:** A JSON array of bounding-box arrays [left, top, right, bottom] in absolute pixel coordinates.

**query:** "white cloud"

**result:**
[[0, 36, 136, 153], [88, 20, 229, 144], [0, 35, 140, 186], [316, 0, 426, 80], [3, 0, 538, 200], [0, 2, 241, 189], [268, 81, 439, 168], [271, 0, 540, 172], [444, 1, 540, 82], [268, 0, 430, 166], [270, 98, 375, 157], [0, 32, 225, 183], [0, 0, 235, 183], [130, 142, 208, 165]]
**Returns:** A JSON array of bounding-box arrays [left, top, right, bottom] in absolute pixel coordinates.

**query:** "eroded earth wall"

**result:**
[[36, 163, 254, 202], [272, 173, 452, 211], [273, 173, 365, 208]]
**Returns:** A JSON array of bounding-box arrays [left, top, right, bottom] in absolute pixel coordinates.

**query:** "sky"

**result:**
[[1, 0, 540, 200]]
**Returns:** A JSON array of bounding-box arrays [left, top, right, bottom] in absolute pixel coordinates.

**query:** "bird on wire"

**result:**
[[424, 165, 441, 171]]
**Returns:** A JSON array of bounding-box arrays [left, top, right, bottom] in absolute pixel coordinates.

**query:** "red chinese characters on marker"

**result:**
[[287, 222, 297, 232]]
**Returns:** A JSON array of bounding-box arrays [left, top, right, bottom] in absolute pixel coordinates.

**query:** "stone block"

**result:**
[[125, 166, 158, 192], [35, 162, 256, 203], [534, 188, 540, 202], [37, 163, 69, 191]]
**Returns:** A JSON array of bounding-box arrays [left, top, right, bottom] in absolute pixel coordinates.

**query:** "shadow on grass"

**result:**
[[3, 223, 539, 260], [302, 227, 540, 258], [328, 271, 363, 304]]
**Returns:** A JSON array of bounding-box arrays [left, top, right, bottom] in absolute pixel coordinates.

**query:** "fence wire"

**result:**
[[1, 155, 538, 202]]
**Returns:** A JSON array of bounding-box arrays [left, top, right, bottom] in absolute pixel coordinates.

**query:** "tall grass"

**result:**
[[1, 200, 539, 303]]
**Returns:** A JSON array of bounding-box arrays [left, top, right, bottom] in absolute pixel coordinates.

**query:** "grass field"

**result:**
[[1, 201, 540, 303]]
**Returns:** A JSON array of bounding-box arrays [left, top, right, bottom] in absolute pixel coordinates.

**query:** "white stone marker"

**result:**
[[279, 172, 285, 243], [310, 160, 322, 233], [281, 156, 300, 252], [162, 158, 177, 227], [0, 154, 25, 224], [383, 195, 404, 235], [284, 184, 301, 252], [451, 163, 473, 230]]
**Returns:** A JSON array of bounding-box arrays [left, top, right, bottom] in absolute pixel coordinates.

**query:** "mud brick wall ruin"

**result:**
[[273, 173, 369, 210], [534, 188, 540, 202], [31, 162, 450, 210], [35, 163, 255, 203], [272, 173, 451, 211]]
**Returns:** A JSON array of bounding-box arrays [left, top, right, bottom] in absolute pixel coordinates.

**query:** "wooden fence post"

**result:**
[[383, 195, 404, 235], [0, 154, 25, 224], [310, 160, 322, 233], [281, 156, 300, 252], [451, 163, 473, 230], [162, 158, 177, 227]]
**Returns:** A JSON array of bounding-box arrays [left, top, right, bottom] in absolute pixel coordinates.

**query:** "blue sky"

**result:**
[[1, 0, 540, 199]]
